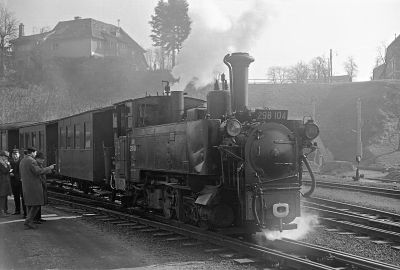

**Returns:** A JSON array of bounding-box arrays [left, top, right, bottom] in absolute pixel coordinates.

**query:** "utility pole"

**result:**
[[354, 98, 362, 181]]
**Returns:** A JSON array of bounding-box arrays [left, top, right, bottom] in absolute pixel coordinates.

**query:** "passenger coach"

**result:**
[[57, 106, 114, 189]]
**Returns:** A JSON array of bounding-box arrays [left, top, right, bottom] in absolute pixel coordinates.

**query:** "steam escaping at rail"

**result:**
[[172, 0, 269, 90], [263, 213, 319, 241]]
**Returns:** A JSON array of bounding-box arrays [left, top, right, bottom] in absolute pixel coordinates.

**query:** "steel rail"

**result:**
[[302, 180, 400, 199], [302, 201, 400, 233], [48, 191, 400, 270], [303, 204, 400, 242], [305, 197, 400, 222], [275, 238, 400, 270]]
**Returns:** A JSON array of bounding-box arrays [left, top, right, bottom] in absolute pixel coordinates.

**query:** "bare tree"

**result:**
[[145, 49, 155, 70], [343, 56, 358, 81], [309, 56, 329, 82], [288, 61, 309, 83], [0, 4, 18, 77], [39, 26, 51, 34], [267, 66, 289, 84]]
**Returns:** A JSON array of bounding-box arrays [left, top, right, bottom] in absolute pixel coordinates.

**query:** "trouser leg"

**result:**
[[4, 197, 8, 212], [25, 205, 40, 225], [11, 181, 21, 213], [0, 196, 5, 213], [19, 183, 26, 216], [21, 194, 27, 216], [35, 207, 41, 220]]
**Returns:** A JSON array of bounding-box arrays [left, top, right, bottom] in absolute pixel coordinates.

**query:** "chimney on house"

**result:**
[[19, 23, 24, 37], [74, 16, 81, 20]]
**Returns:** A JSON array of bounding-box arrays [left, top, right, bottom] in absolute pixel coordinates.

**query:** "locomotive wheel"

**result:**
[[163, 187, 181, 220], [163, 187, 175, 219]]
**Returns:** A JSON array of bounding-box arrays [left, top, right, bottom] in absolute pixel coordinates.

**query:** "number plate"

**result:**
[[255, 110, 288, 120]]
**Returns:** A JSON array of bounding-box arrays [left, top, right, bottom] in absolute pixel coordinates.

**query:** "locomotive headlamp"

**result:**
[[226, 119, 242, 137], [273, 203, 289, 218], [304, 120, 319, 140]]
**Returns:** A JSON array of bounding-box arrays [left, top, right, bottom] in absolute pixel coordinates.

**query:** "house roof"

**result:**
[[10, 32, 48, 45], [12, 18, 145, 53], [48, 18, 145, 53]]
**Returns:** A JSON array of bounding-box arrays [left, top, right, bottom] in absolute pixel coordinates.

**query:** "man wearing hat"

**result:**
[[10, 149, 26, 217], [34, 151, 51, 223], [0, 150, 12, 217], [19, 147, 55, 229]]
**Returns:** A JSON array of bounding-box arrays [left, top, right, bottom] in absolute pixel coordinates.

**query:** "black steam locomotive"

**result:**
[[0, 52, 319, 233]]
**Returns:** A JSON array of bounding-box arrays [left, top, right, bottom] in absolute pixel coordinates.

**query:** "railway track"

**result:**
[[47, 190, 400, 270], [302, 180, 400, 199], [302, 197, 400, 243]]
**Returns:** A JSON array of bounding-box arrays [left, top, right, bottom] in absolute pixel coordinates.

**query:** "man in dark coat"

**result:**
[[9, 149, 26, 217], [0, 150, 12, 217], [34, 152, 51, 223], [19, 147, 55, 229]]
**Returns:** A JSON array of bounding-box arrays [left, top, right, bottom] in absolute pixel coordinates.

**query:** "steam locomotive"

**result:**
[[0, 52, 319, 233]]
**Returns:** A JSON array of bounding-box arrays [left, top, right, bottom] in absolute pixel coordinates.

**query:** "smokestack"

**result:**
[[170, 91, 184, 122], [19, 23, 24, 37], [223, 52, 254, 112]]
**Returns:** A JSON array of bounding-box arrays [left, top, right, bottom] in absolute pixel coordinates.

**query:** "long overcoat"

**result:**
[[0, 157, 12, 196], [20, 155, 52, 206]]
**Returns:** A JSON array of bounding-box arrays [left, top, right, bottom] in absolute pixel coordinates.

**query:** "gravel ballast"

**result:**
[[296, 175, 400, 267]]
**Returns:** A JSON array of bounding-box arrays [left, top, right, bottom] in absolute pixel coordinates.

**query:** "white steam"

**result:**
[[172, 0, 269, 90], [263, 213, 319, 241]]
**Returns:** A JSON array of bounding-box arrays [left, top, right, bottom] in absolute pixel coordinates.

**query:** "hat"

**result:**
[[26, 147, 37, 153], [36, 152, 45, 159], [12, 148, 19, 154], [0, 150, 9, 157]]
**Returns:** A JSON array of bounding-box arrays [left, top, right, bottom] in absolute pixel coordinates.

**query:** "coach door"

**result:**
[[114, 136, 130, 190]]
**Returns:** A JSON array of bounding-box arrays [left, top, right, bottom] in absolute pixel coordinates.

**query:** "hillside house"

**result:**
[[373, 35, 400, 80], [11, 17, 148, 70]]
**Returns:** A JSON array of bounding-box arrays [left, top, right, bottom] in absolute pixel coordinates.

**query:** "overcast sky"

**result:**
[[5, 0, 400, 82]]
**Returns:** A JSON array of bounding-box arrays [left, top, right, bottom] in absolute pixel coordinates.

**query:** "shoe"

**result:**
[[33, 220, 42, 224], [38, 219, 46, 222], [23, 223, 38, 229], [0, 212, 10, 218], [12, 212, 21, 215]]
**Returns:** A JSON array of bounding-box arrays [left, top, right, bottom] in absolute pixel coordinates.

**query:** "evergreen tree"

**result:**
[[149, 0, 191, 68]]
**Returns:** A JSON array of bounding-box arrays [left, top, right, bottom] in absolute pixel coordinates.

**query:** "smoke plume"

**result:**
[[172, 0, 269, 90], [263, 213, 319, 241]]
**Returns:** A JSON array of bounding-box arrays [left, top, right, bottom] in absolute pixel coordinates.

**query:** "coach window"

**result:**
[[60, 127, 65, 148], [74, 124, 81, 149], [84, 122, 91, 149], [66, 126, 72, 149], [31, 132, 36, 148], [25, 133, 29, 148], [20, 134, 24, 149], [1, 132, 6, 149], [1, 132, 6, 150], [38, 131, 42, 150]]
